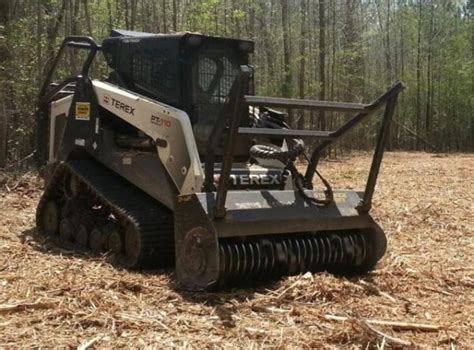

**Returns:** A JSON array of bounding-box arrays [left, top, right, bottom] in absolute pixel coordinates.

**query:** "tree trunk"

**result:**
[[45, 0, 67, 76], [106, 0, 113, 32], [257, 1, 274, 92], [329, 0, 337, 155], [71, 0, 80, 35], [82, 0, 93, 35], [425, 0, 434, 135], [124, 0, 129, 29], [0, 88, 6, 168], [281, 0, 291, 97], [280, 0, 293, 125], [375, 0, 393, 83], [152, 1, 160, 33], [172, 0, 178, 32], [386, 0, 392, 81], [36, 0, 43, 86], [416, 0, 422, 149], [342, 0, 361, 100], [162, 0, 168, 33], [0, 0, 9, 167], [318, 0, 326, 130], [297, 0, 307, 129], [130, 0, 137, 30]]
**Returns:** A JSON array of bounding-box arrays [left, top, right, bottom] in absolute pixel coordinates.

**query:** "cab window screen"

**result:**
[[196, 54, 238, 103], [191, 46, 242, 151]]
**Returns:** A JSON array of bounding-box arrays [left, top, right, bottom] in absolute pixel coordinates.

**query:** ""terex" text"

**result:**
[[110, 98, 135, 116], [213, 173, 288, 186]]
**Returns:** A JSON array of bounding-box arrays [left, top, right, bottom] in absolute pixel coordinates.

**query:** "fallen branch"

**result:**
[[326, 313, 414, 346], [393, 120, 439, 152], [325, 314, 440, 332], [116, 312, 172, 331], [359, 280, 397, 302], [1, 152, 35, 171], [77, 335, 103, 350], [270, 279, 301, 300], [357, 317, 413, 347], [0, 301, 54, 314]]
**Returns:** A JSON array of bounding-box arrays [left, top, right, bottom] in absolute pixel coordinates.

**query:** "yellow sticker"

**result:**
[[177, 195, 192, 203], [75, 102, 91, 121]]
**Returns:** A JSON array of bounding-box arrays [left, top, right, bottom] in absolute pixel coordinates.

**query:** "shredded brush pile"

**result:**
[[0, 152, 472, 347]]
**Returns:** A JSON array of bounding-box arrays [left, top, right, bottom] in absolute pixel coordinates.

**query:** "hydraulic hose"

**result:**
[[250, 140, 333, 205]]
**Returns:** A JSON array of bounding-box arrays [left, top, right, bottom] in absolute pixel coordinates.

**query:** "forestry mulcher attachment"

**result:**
[[35, 30, 404, 291]]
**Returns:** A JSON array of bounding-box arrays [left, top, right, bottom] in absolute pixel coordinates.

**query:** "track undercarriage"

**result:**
[[36, 159, 175, 269]]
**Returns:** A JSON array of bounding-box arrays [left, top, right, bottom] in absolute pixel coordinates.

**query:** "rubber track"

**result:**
[[36, 159, 175, 268]]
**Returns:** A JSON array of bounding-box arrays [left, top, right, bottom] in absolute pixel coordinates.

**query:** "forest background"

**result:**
[[0, 0, 472, 167]]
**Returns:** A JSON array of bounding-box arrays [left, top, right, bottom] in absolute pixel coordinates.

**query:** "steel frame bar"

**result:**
[[238, 127, 335, 139], [39, 36, 100, 103], [244, 95, 372, 113], [203, 72, 249, 192], [36, 36, 100, 167], [358, 93, 399, 212], [214, 67, 250, 218]]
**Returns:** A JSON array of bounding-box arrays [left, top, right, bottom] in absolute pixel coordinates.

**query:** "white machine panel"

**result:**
[[93, 80, 204, 194]]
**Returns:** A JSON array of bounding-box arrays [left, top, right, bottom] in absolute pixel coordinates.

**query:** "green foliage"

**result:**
[[0, 0, 472, 161]]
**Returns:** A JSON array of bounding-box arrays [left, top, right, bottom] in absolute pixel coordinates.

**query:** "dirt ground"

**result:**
[[0, 152, 472, 347]]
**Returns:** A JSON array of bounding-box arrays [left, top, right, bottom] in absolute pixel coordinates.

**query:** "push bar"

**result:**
[[210, 65, 404, 218]]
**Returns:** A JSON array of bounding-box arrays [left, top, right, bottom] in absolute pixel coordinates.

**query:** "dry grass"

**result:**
[[0, 152, 473, 347]]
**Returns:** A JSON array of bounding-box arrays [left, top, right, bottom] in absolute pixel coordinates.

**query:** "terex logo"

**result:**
[[103, 94, 111, 105], [105, 96, 135, 116], [213, 173, 288, 186], [151, 114, 171, 128]]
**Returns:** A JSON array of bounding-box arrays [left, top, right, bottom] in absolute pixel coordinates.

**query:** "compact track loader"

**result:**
[[35, 30, 404, 291]]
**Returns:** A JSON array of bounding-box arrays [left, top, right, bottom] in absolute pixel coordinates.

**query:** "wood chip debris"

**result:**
[[0, 153, 472, 347]]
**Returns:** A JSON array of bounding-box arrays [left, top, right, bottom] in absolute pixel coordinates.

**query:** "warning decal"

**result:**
[[75, 102, 91, 121]]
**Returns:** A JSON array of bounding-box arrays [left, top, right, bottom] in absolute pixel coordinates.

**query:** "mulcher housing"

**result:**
[[35, 30, 404, 291]]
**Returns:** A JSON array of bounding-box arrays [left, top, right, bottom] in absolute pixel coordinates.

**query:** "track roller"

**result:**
[[107, 225, 124, 257], [76, 224, 90, 247], [122, 225, 142, 267], [41, 200, 60, 236], [59, 218, 75, 243], [90, 226, 106, 253]]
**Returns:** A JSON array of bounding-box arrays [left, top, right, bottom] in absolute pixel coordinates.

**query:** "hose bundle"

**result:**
[[250, 140, 305, 164]]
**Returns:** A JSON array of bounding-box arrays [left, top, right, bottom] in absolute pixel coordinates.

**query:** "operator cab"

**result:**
[[101, 30, 255, 158]]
